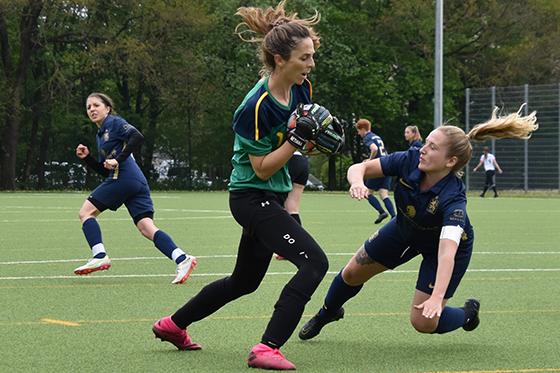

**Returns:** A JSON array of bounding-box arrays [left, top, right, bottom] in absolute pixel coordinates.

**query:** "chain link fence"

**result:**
[[465, 83, 560, 192]]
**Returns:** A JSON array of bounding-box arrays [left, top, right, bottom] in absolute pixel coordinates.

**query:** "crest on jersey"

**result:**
[[406, 205, 416, 218], [426, 196, 439, 214], [103, 130, 109, 142]]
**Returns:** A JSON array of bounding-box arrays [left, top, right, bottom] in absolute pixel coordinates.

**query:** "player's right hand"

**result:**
[[76, 144, 89, 159], [349, 182, 369, 200]]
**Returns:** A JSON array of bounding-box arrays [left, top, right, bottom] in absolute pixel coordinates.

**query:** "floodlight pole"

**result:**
[[434, 0, 443, 128]]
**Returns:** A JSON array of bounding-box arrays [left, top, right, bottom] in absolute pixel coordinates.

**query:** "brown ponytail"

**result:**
[[235, 1, 320, 76]]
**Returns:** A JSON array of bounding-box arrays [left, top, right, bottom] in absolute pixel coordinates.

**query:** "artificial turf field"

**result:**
[[1, 191, 559, 373]]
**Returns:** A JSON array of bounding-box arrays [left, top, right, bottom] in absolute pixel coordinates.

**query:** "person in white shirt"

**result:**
[[473, 146, 503, 197]]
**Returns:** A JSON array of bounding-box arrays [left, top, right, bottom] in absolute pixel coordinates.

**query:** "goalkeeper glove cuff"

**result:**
[[287, 130, 307, 149]]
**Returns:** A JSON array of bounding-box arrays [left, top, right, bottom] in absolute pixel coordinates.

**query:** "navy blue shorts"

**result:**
[[88, 178, 154, 222], [288, 154, 309, 186], [365, 176, 391, 191], [363, 219, 472, 299]]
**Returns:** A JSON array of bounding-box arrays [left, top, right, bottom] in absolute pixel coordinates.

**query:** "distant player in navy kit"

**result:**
[[152, 2, 331, 370], [356, 118, 396, 224], [473, 146, 503, 197], [299, 106, 537, 343], [404, 125, 423, 149], [74, 92, 196, 285]]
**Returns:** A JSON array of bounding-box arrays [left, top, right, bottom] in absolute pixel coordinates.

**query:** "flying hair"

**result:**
[[467, 104, 538, 141], [234, 1, 320, 75], [439, 104, 538, 176]]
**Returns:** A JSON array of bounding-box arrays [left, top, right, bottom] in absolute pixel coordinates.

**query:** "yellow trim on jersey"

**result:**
[[399, 178, 413, 189], [305, 79, 313, 99], [254, 92, 269, 140]]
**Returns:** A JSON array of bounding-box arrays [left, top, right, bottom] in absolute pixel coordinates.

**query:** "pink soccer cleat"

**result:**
[[247, 343, 296, 370], [152, 316, 201, 351]]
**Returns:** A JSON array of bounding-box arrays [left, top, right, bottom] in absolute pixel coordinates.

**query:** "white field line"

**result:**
[[1, 268, 560, 281], [1, 251, 559, 266], [0, 215, 232, 223]]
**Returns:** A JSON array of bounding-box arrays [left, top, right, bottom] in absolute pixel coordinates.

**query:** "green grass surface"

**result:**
[[1, 191, 559, 372]]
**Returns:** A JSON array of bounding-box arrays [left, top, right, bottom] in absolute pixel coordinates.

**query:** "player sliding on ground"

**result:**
[[299, 105, 538, 343], [74, 92, 196, 285]]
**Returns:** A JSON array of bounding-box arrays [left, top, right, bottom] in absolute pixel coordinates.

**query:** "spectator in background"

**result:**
[[473, 146, 503, 197]]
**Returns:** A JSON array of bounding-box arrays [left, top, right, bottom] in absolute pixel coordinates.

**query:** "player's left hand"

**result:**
[[103, 159, 119, 170], [349, 182, 369, 200], [414, 297, 443, 319]]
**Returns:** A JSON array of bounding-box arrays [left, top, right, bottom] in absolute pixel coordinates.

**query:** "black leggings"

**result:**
[[171, 189, 328, 348], [481, 170, 497, 196]]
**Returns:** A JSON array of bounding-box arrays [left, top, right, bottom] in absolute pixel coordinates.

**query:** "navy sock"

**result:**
[[290, 213, 302, 226], [382, 197, 396, 218], [434, 306, 466, 334], [82, 219, 105, 258], [367, 195, 385, 214], [153, 230, 180, 262], [319, 272, 363, 317]]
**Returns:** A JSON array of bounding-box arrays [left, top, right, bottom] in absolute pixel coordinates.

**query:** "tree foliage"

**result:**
[[1, 0, 560, 190]]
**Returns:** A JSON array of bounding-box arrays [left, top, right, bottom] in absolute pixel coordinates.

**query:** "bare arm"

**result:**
[[472, 159, 483, 172], [249, 141, 296, 181], [414, 239, 458, 318], [347, 159, 385, 200], [369, 143, 378, 159], [493, 159, 503, 173]]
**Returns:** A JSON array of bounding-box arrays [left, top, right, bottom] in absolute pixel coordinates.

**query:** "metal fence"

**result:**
[[465, 83, 560, 192]]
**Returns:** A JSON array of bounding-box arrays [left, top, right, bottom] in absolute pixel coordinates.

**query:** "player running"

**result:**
[[74, 92, 196, 285]]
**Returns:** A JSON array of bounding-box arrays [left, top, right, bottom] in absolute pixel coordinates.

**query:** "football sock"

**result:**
[[367, 194, 385, 214], [290, 213, 301, 225], [434, 306, 465, 334], [82, 218, 106, 258], [154, 230, 185, 264], [319, 272, 362, 318], [383, 197, 396, 218]]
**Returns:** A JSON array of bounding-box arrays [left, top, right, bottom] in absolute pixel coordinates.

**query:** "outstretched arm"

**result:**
[[347, 159, 384, 200], [414, 238, 458, 318]]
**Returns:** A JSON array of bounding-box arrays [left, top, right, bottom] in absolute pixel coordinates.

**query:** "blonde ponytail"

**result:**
[[467, 104, 538, 141], [441, 104, 538, 177]]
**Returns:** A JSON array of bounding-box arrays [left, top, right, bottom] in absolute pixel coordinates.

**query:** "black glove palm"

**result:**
[[287, 103, 332, 149]]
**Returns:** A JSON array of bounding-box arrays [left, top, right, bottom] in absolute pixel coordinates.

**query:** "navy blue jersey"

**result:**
[[229, 78, 312, 192], [96, 115, 146, 182], [379, 148, 473, 254], [409, 140, 423, 149], [361, 132, 388, 160]]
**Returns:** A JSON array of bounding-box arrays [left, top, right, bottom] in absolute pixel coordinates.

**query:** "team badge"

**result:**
[[461, 232, 468, 241], [426, 196, 439, 214], [103, 130, 109, 141], [406, 205, 416, 218], [450, 209, 465, 222]]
